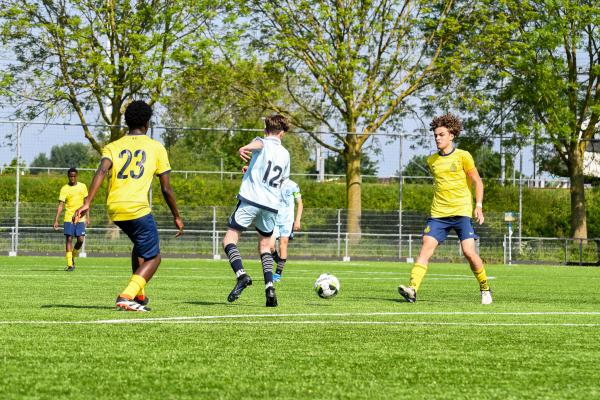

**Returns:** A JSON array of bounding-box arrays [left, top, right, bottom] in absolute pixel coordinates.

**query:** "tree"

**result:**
[[30, 142, 97, 174], [308, 152, 378, 177], [444, 0, 600, 238], [242, 0, 465, 235], [164, 59, 315, 175], [0, 0, 221, 152]]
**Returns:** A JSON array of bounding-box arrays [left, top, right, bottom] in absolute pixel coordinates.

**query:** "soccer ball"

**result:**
[[314, 273, 340, 299]]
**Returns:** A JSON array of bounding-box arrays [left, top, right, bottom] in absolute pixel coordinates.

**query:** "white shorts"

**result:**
[[227, 201, 277, 236]]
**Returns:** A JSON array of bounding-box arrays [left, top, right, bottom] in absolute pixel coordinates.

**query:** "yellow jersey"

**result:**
[[427, 148, 476, 218], [101, 134, 171, 221], [58, 182, 88, 222]]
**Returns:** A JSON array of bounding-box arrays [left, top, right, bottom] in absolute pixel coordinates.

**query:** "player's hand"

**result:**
[[293, 221, 301, 231], [53, 221, 59, 230], [86, 219, 91, 228], [239, 147, 252, 162], [73, 204, 89, 223], [241, 165, 248, 174], [474, 206, 484, 225], [174, 216, 184, 237]]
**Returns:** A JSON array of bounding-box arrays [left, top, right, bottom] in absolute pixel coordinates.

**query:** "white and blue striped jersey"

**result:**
[[238, 136, 290, 213], [276, 179, 301, 225]]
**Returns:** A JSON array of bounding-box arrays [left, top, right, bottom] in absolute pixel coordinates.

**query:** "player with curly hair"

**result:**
[[398, 113, 492, 304], [74, 100, 184, 311]]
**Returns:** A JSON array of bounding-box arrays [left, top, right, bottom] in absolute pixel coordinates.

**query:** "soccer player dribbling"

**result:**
[[74, 100, 184, 311], [223, 114, 291, 307], [53, 167, 89, 271], [398, 114, 492, 305]]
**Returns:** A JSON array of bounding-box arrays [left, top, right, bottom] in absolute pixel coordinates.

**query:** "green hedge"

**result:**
[[1, 172, 598, 237]]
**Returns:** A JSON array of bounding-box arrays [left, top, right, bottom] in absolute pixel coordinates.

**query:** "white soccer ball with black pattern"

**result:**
[[314, 273, 340, 299]]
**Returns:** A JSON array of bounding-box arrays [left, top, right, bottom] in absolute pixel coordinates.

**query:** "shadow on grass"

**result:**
[[185, 301, 227, 306], [41, 304, 114, 310]]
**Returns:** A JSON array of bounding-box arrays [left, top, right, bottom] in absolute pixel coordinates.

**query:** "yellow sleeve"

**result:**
[[58, 186, 67, 202], [462, 151, 476, 173], [155, 142, 171, 176], [101, 144, 113, 162]]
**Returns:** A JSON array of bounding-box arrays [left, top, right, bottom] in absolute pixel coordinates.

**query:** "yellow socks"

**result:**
[[409, 263, 428, 292], [66, 251, 73, 267], [120, 274, 147, 300], [473, 267, 490, 291], [72, 248, 79, 259]]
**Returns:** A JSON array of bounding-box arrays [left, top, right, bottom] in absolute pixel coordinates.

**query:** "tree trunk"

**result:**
[[568, 145, 587, 239], [345, 140, 362, 240]]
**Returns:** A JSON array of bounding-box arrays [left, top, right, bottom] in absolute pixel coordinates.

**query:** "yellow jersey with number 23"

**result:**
[[101, 134, 171, 221], [427, 148, 476, 218]]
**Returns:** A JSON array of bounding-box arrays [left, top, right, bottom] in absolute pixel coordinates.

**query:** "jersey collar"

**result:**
[[438, 147, 456, 157]]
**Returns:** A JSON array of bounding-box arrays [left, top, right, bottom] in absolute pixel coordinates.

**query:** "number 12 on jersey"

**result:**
[[262, 160, 283, 188]]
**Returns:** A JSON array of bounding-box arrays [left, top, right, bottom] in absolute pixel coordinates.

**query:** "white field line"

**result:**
[[2, 311, 600, 326]]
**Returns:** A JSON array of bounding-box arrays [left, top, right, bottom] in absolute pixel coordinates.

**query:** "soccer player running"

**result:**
[[223, 114, 291, 307], [53, 168, 89, 271], [270, 179, 303, 282], [74, 100, 184, 312], [398, 114, 492, 305]]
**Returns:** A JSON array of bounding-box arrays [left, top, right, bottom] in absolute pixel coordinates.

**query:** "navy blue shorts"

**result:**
[[423, 216, 478, 243], [114, 214, 160, 260], [63, 222, 86, 237]]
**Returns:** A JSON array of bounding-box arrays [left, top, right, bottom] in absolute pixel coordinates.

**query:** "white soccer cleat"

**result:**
[[481, 290, 493, 305]]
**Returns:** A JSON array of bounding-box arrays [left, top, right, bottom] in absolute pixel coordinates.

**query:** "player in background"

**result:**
[[270, 179, 303, 282], [223, 114, 291, 307], [398, 114, 492, 305], [53, 167, 89, 271], [74, 100, 184, 311]]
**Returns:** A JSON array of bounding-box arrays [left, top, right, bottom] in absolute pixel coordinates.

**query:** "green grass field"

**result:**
[[1, 256, 600, 399]]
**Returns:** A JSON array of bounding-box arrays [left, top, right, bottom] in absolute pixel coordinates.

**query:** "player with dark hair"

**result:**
[[398, 113, 492, 304], [223, 114, 291, 307], [53, 167, 89, 271], [74, 100, 184, 311]]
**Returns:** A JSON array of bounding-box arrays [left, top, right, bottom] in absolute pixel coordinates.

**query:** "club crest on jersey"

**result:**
[[450, 162, 458, 172]]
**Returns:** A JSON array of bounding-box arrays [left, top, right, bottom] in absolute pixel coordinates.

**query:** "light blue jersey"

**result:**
[[238, 136, 290, 213], [276, 179, 301, 226]]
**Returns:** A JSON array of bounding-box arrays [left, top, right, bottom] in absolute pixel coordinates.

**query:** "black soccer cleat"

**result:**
[[135, 295, 151, 311], [265, 286, 278, 307], [227, 274, 252, 302], [65, 265, 75, 272]]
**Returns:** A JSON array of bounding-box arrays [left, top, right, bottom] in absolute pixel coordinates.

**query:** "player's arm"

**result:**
[[238, 139, 263, 162], [466, 167, 484, 225], [293, 195, 303, 231], [84, 197, 91, 227], [74, 158, 112, 222], [53, 201, 65, 230], [158, 172, 184, 237]]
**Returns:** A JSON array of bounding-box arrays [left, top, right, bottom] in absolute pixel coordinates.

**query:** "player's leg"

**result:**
[[130, 251, 148, 306], [274, 236, 290, 280], [257, 211, 277, 307], [224, 202, 254, 302], [63, 222, 75, 271], [72, 222, 85, 265], [114, 214, 161, 311], [461, 238, 492, 304], [455, 217, 491, 304], [399, 218, 446, 302]]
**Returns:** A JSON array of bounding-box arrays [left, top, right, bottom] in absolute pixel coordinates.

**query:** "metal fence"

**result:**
[[2, 203, 599, 265]]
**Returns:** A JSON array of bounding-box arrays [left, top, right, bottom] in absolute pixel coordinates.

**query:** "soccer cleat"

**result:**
[[134, 296, 151, 311], [116, 296, 150, 312], [272, 273, 281, 282], [398, 285, 417, 303], [481, 290, 493, 305], [65, 265, 75, 272], [227, 274, 252, 302], [265, 286, 278, 307]]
